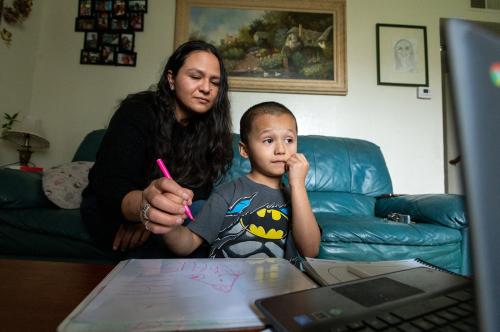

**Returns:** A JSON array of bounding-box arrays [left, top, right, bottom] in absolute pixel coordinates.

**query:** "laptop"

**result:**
[[255, 19, 500, 332]]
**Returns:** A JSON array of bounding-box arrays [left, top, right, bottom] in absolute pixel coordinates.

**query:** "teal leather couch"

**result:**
[[0, 130, 121, 263], [0, 130, 470, 274]]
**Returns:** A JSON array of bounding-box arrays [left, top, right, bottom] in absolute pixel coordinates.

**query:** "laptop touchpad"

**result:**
[[333, 277, 424, 307]]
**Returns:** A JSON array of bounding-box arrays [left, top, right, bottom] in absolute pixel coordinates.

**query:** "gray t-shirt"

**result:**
[[188, 176, 297, 259]]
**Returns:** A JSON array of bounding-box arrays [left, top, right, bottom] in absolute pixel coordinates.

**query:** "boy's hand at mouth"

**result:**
[[285, 153, 309, 188]]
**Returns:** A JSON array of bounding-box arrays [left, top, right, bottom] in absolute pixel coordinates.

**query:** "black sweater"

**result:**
[[81, 93, 211, 248]]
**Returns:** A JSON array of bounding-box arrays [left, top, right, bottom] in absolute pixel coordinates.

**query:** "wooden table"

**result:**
[[0, 259, 114, 332]]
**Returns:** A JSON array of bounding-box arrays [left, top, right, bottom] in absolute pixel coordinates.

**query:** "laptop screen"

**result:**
[[445, 18, 500, 332]]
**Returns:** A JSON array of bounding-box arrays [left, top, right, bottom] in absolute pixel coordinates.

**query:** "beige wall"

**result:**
[[1, 0, 499, 194], [0, 0, 43, 165]]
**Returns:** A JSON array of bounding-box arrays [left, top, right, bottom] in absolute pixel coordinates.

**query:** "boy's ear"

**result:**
[[239, 142, 249, 159]]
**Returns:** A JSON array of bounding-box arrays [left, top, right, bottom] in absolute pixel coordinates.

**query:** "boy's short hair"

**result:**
[[239, 101, 297, 144]]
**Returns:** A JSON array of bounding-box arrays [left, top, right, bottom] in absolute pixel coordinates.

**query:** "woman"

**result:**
[[81, 40, 233, 258], [394, 38, 416, 73]]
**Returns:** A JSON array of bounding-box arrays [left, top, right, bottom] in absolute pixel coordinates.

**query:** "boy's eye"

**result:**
[[285, 138, 295, 144], [263, 138, 273, 144]]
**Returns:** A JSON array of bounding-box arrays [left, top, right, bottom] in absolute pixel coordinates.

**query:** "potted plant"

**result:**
[[1, 112, 19, 138]]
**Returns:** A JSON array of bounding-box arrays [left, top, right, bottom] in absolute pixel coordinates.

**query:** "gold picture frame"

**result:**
[[175, 0, 347, 95]]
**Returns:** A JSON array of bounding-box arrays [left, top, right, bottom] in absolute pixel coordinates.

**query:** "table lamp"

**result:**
[[3, 115, 50, 166]]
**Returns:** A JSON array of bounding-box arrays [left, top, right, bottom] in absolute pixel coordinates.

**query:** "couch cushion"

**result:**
[[0, 208, 92, 242], [42, 161, 94, 209], [316, 215, 462, 246], [299, 136, 393, 196], [0, 221, 119, 261], [309, 192, 375, 216], [0, 169, 54, 209], [318, 241, 463, 274]]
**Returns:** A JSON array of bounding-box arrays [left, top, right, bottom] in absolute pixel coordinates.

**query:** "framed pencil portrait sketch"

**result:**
[[175, 0, 347, 95], [376, 24, 429, 87]]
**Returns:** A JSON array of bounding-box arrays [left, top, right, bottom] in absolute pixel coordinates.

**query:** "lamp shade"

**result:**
[[4, 115, 50, 149]]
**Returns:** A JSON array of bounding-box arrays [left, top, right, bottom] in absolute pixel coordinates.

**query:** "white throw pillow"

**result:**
[[42, 161, 94, 209]]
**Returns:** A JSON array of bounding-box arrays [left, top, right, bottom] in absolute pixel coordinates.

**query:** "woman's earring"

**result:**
[[170, 85, 174, 90]]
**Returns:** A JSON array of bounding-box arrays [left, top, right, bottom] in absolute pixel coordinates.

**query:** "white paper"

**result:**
[[58, 258, 316, 332]]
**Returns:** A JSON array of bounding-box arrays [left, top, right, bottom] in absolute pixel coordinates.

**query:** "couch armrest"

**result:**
[[375, 194, 467, 229], [0, 169, 54, 209]]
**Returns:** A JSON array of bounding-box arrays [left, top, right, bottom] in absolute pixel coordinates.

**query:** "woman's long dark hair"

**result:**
[[150, 40, 233, 189]]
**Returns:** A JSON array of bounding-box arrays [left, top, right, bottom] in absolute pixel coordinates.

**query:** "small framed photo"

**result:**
[[116, 52, 137, 66], [128, 0, 147, 12], [78, 0, 93, 16], [75, 17, 95, 31], [77, 0, 145, 67], [376, 23, 429, 86], [119, 32, 134, 51], [84, 31, 99, 49], [129, 13, 144, 31], [95, 0, 112, 12], [102, 32, 119, 45], [96, 12, 110, 30], [111, 17, 129, 31], [80, 50, 101, 64], [101, 45, 116, 65], [113, 0, 127, 16]]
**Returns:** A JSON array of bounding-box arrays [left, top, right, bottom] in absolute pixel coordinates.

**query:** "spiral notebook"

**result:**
[[302, 257, 456, 286], [256, 19, 500, 332]]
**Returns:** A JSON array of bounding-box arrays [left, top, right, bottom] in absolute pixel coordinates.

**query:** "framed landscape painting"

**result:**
[[175, 0, 347, 95]]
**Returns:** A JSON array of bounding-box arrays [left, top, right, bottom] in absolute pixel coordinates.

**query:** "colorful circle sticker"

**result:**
[[491, 62, 500, 87]]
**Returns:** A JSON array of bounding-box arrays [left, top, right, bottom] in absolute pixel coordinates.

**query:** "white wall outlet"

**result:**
[[417, 87, 432, 99]]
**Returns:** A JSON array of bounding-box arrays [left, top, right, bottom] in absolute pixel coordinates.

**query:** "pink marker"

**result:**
[[156, 158, 195, 221]]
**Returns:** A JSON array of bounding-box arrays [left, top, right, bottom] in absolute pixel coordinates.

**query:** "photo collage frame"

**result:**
[[75, 0, 147, 66]]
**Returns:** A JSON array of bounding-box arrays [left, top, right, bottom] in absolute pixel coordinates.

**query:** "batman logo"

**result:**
[[240, 207, 288, 240]]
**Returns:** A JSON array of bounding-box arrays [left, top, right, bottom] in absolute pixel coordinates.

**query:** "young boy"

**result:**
[[162, 102, 321, 261]]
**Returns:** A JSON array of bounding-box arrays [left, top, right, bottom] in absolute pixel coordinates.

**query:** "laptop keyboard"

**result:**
[[329, 288, 476, 332]]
